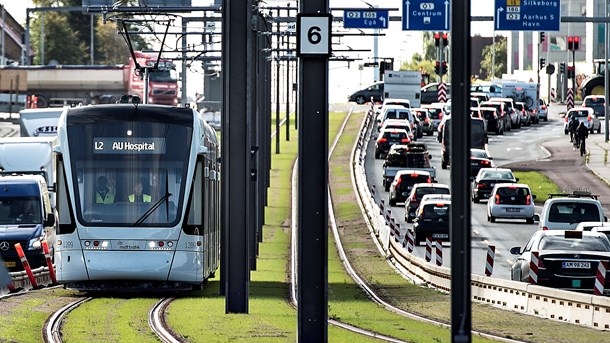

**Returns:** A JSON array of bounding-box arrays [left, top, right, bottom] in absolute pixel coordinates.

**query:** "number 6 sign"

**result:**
[[297, 14, 332, 58]]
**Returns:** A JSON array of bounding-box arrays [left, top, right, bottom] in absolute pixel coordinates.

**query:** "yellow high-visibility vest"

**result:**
[[96, 192, 115, 204], [129, 194, 151, 203]]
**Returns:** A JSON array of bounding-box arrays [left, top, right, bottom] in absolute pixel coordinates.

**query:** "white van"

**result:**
[[537, 192, 607, 230]]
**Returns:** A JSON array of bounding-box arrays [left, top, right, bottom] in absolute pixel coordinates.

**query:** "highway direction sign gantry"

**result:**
[[494, 0, 560, 31], [343, 9, 389, 29], [402, 0, 450, 31]]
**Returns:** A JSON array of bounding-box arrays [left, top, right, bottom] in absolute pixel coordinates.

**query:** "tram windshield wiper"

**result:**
[[133, 192, 172, 226], [134, 171, 172, 226]]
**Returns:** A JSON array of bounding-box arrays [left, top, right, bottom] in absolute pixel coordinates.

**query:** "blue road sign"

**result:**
[[494, 0, 560, 32], [402, 0, 450, 31], [343, 9, 389, 29]]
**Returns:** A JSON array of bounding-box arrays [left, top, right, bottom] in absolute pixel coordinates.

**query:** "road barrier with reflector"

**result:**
[[485, 245, 495, 277], [14, 243, 39, 289], [350, 110, 610, 330]]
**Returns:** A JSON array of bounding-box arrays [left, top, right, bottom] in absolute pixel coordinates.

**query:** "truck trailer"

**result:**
[[0, 51, 178, 110]]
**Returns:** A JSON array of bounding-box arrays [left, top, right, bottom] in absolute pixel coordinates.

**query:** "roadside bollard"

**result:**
[[379, 199, 385, 216], [385, 209, 391, 226], [594, 261, 608, 296], [389, 218, 395, 237], [485, 245, 496, 277], [395, 223, 401, 242], [425, 237, 432, 262], [14, 243, 39, 289], [529, 251, 539, 284], [405, 229, 414, 253], [42, 241, 57, 284], [371, 185, 376, 200], [435, 240, 443, 266]]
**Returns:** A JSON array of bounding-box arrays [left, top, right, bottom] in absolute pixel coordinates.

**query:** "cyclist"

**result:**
[[568, 115, 578, 143], [576, 121, 589, 156]]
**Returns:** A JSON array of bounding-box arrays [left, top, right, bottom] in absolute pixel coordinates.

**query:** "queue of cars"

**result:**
[[370, 96, 610, 295]]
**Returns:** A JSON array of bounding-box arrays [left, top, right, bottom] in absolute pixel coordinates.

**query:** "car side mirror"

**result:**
[[488, 156, 493, 160], [428, 154, 432, 159], [372, 136, 378, 141], [532, 194, 537, 200], [605, 216, 608, 222], [469, 176, 474, 181], [515, 178, 520, 182], [534, 213, 540, 222], [44, 213, 55, 227], [509, 247, 521, 255]]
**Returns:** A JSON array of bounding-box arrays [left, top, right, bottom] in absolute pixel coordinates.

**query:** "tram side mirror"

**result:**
[[44, 213, 55, 227]]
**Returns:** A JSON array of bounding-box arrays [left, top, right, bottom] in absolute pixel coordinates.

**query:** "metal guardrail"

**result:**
[[351, 107, 610, 331]]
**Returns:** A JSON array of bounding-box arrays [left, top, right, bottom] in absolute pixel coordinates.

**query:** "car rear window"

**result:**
[[497, 186, 529, 197], [428, 109, 442, 119], [480, 170, 514, 180], [382, 131, 407, 140], [385, 110, 411, 120], [471, 150, 488, 158], [570, 110, 589, 118], [584, 97, 605, 106], [548, 202, 601, 223], [481, 109, 496, 119], [538, 236, 610, 252], [514, 103, 524, 111], [423, 203, 450, 218], [416, 187, 450, 199]]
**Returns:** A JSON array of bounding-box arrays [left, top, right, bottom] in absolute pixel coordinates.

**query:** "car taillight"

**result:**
[[526, 195, 531, 205], [481, 160, 490, 165], [477, 183, 485, 189], [427, 178, 432, 183], [438, 113, 443, 119], [542, 105, 546, 110], [425, 117, 430, 123], [401, 138, 410, 143], [378, 137, 387, 143], [565, 116, 568, 122], [495, 194, 500, 204], [396, 178, 402, 186], [542, 226, 548, 230], [588, 115, 592, 122]]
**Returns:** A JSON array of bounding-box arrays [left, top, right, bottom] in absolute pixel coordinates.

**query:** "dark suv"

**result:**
[[480, 106, 503, 135], [471, 168, 518, 203], [388, 170, 432, 206], [348, 82, 384, 104], [413, 198, 451, 245], [375, 129, 410, 159]]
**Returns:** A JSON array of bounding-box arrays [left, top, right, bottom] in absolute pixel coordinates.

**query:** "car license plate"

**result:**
[[3, 261, 16, 268], [562, 262, 591, 269], [471, 162, 479, 166], [432, 233, 449, 239], [482, 193, 490, 198], [506, 208, 521, 212]]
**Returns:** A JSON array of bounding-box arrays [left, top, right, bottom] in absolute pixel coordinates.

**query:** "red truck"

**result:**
[[0, 51, 178, 110]]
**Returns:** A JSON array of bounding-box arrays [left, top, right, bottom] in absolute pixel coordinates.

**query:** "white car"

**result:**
[[537, 98, 548, 121], [537, 191, 607, 230], [487, 183, 536, 223], [563, 107, 601, 134]]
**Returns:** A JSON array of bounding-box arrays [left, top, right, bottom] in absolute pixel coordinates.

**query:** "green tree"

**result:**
[[30, 11, 88, 64], [480, 37, 507, 80]]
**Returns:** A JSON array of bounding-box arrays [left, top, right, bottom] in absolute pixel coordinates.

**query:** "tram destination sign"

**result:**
[[494, 0, 560, 32], [343, 9, 389, 29], [93, 137, 166, 154], [403, 0, 450, 31]]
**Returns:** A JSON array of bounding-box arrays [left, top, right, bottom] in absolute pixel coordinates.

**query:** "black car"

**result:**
[[470, 148, 494, 176], [480, 101, 511, 132], [374, 129, 410, 159], [479, 107, 503, 135], [471, 167, 517, 203], [388, 170, 432, 206], [404, 183, 450, 222], [510, 230, 610, 293], [413, 199, 451, 245], [348, 82, 384, 104], [412, 108, 434, 136]]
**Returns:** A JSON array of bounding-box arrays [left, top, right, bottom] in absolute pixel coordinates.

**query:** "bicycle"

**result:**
[[511, 90, 535, 109], [580, 137, 587, 156]]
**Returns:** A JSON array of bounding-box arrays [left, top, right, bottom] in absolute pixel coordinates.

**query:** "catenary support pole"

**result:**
[[222, 0, 251, 313], [450, 0, 472, 341]]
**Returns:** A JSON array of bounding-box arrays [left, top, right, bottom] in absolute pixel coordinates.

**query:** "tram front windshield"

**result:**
[[67, 112, 193, 227]]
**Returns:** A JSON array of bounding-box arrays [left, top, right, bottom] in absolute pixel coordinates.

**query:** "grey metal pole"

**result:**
[[275, 16, 281, 154], [24, 10, 30, 65], [491, 35, 495, 80], [41, 14, 44, 65], [1, 6, 5, 66], [285, 34, 290, 140], [143, 68, 149, 104], [181, 18, 188, 107], [90, 14, 94, 65], [604, 0, 610, 142]]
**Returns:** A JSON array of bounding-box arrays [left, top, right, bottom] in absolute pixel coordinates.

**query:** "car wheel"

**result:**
[[564, 129, 568, 135], [526, 217, 534, 224], [389, 197, 396, 206], [356, 96, 366, 105], [441, 161, 447, 169], [427, 130, 433, 136], [544, 117, 548, 122], [487, 214, 491, 222], [472, 195, 479, 203], [489, 215, 495, 223], [384, 184, 389, 192], [375, 150, 380, 159]]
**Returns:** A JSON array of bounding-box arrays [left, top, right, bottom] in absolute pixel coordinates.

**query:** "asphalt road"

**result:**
[[364, 103, 588, 280]]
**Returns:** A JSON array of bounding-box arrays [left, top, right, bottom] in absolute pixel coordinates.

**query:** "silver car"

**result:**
[[564, 107, 601, 134], [487, 183, 536, 223]]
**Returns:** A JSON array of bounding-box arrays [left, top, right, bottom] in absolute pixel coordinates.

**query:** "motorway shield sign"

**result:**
[[343, 9, 389, 29], [494, 0, 560, 31], [402, 0, 450, 31]]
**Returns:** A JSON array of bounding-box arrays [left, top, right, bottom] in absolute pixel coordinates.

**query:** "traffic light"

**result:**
[[567, 65, 575, 79], [567, 36, 574, 51], [434, 32, 440, 47], [435, 61, 440, 74], [539, 31, 546, 42], [574, 36, 580, 50], [442, 33, 448, 47], [441, 61, 447, 75], [559, 62, 566, 74], [539, 57, 546, 70]]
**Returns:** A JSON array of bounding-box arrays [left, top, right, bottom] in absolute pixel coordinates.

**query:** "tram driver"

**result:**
[[95, 176, 115, 204], [129, 178, 152, 203]]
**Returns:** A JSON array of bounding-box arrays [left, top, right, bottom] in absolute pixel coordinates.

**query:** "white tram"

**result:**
[[53, 103, 220, 291]]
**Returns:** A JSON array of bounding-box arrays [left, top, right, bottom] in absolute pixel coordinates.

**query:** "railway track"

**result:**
[[291, 106, 524, 342]]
